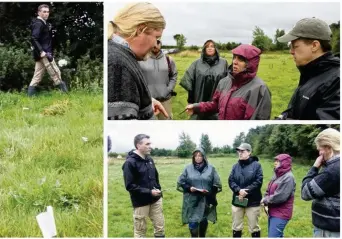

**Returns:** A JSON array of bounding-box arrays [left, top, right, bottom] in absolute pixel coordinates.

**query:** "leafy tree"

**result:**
[[233, 132, 246, 149], [330, 21, 340, 53], [240, 124, 339, 164], [274, 29, 287, 50], [200, 134, 212, 154], [177, 131, 196, 158], [173, 34, 187, 49], [252, 26, 273, 51], [221, 145, 232, 154], [212, 147, 221, 154]]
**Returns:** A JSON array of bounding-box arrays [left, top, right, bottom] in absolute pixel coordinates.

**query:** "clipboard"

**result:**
[[234, 196, 248, 207]]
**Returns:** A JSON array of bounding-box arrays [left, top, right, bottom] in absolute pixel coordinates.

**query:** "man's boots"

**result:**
[[251, 231, 261, 237], [233, 230, 242, 237], [199, 220, 208, 237], [28, 86, 36, 97], [58, 81, 68, 93], [154, 234, 165, 238], [190, 227, 199, 237]]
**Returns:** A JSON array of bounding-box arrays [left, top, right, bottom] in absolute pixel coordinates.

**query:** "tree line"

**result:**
[[109, 125, 339, 165], [241, 124, 340, 161], [167, 22, 340, 53]]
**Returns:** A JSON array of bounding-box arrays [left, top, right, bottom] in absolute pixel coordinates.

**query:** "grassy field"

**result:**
[[108, 156, 313, 237], [171, 51, 299, 120], [0, 90, 103, 237]]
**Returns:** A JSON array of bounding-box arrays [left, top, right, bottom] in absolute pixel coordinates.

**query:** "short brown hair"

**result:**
[[302, 38, 332, 52], [38, 4, 49, 12], [204, 40, 215, 49]]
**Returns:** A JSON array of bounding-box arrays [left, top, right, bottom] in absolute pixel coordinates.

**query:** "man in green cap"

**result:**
[[276, 17, 340, 120]]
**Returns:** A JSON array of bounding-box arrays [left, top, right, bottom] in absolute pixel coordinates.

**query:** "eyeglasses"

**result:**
[[237, 150, 246, 153]]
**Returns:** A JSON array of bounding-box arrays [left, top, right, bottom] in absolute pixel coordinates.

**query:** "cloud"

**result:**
[[106, 1, 340, 45], [107, 121, 268, 153]]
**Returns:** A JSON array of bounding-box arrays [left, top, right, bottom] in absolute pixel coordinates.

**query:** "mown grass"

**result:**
[[108, 156, 313, 237], [171, 51, 299, 120], [0, 90, 103, 237]]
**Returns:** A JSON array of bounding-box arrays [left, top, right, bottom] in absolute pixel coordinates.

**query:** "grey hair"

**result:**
[[134, 134, 150, 149]]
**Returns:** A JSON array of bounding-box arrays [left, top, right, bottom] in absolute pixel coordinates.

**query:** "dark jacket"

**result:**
[[31, 18, 53, 61], [193, 44, 272, 120], [122, 150, 161, 208], [281, 52, 340, 120], [229, 156, 263, 207], [180, 40, 229, 120], [108, 41, 154, 120], [301, 155, 340, 232], [263, 154, 296, 220], [177, 148, 222, 224]]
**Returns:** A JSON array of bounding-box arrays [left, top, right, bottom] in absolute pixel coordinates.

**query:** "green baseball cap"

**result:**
[[277, 17, 332, 43], [236, 143, 252, 152]]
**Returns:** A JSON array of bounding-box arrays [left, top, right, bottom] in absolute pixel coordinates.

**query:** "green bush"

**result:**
[[0, 46, 103, 92], [70, 53, 103, 92], [0, 46, 33, 91]]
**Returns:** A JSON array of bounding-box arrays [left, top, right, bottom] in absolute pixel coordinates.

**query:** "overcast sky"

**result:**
[[105, 1, 340, 45], [107, 121, 269, 153]]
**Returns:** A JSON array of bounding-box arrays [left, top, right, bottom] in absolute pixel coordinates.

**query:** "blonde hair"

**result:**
[[108, 2, 166, 40], [315, 128, 340, 152]]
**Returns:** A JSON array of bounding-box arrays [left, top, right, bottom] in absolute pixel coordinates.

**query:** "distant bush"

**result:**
[[108, 152, 118, 158]]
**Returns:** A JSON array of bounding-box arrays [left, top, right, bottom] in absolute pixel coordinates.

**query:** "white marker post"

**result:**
[[36, 206, 57, 238]]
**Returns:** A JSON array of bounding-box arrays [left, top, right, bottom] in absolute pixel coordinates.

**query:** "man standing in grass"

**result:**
[[276, 17, 340, 120], [122, 134, 165, 237], [28, 4, 68, 96]]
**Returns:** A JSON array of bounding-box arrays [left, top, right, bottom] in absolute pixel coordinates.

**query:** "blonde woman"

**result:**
[[301, 128, 340, 237], [108, 2, 168, 120]]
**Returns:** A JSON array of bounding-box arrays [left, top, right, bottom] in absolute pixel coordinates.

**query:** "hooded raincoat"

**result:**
[[263, 154, 296, 220], [180, 40, 229, 120], [177, 148, 222, 224], [193, 44, 272, 120]]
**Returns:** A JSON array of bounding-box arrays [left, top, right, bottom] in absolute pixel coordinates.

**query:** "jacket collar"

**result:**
[[297, 52, 339, 86], [326, 154, 340, 166], [37, 16, 46, 25], [111, 34, 130, 49]]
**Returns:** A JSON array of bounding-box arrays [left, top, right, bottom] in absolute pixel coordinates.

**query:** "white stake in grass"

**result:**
[[36, 206, 57, 238]]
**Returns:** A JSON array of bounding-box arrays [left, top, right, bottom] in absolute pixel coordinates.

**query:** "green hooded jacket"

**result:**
[[177, 148, 222, 224], [180, 40, 229, 120]]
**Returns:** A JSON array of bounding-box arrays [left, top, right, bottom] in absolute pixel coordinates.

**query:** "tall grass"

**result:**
[[0, 90, 103, 237]]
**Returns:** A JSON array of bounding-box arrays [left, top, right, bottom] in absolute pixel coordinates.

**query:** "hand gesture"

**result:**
[[314, 155, 324, 168], [239, 189, 249, 197], [151, 189, 161, 197], [185, 104, 194, 116], [152, 98, 168, 118]]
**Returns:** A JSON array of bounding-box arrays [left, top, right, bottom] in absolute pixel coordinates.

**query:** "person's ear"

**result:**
[[311, 40, 321, 53]]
